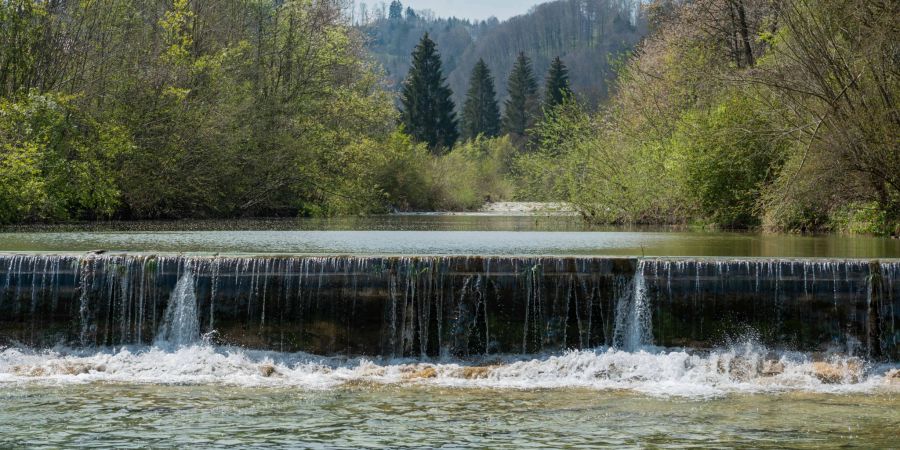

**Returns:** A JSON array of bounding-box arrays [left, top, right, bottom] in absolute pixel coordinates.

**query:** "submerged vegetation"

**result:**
[[0, 0, 897, 234]]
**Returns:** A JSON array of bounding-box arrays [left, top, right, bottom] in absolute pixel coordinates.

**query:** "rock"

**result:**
[[885, 369, 900, 384], [716, 357, 757, 381], [812, 362, 843, 383], [728, 358, 757, 381], [404, 367, 438, 380], [761, 360, 785, 376], [258, 364, 277, 377], [12, 362, 98, 377], [58, 362, 93, 375], [811, 360, 863, 384], [459, 366, 494, 379], [12, 365, 46, 377]]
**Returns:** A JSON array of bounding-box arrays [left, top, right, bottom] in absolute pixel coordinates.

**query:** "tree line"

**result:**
[[361, 0, 646, 109], [0, 0, 543, 223], [0, 0, 437, 223], [399, 33, 574, 151], [2, 0, 896, 235], [516, 0, 899, 235]]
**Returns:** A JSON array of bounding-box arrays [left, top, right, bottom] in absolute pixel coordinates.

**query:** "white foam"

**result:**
[[0, 344, 897, 398]]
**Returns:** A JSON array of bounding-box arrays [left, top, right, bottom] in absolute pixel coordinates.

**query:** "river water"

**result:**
[[1, 217, 898, 447], [1, 216, 899, 257], [1, 344, 898, 447], [1, 383, 897, 448]]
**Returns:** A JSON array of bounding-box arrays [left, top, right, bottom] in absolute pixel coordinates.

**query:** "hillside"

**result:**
[[361, 0, 647, 108]]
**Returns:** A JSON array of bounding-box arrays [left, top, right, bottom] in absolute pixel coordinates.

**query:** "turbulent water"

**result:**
[[2, 251, 899, 447], [1, 343, 898, 398]]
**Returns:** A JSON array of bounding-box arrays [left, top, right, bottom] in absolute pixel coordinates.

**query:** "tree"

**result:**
[[400, 33, 459, 152], [389, 1, 403, 20], [461, 59, 501, 140], [405, 7, 417, 20], [502, 52, 540, 138], [544, 56, 572, 109]]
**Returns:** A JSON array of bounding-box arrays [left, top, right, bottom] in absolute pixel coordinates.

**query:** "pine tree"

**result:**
[[400, 33, 459, 151], [502, 52, 539, 137], [461, 59, 501, 140], [544, 56, 572, 109], [388, 1, 403, 20]]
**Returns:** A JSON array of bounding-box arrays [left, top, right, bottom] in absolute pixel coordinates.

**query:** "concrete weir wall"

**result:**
[[1, 254, 898, 359]]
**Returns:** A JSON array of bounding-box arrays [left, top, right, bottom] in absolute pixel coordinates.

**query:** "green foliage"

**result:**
[[543, 57, 572, 110], [423, 136, 517, 210], [461, 60, 501, 141], [0, 92, 130, 223], [515, 0, 898, 234], [502, 53, 540, 139], [361, 0, 646, 109], [668, 94, 783, 227], [0, 0, 419, 223], [829, 202, 894, 236], [517, 98, 680, 224], [400, 33, 459, 152], [0, 0, 49, 97]]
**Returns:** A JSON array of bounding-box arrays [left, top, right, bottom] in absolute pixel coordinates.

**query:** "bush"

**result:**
[[0, 92, 132, 223], [431, 136, 516, 209], [379, 134, 517, 212], [669, 93, 783, 228]]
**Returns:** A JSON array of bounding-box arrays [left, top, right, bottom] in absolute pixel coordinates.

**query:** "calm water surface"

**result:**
[[1, 216, 898, 257], [0, 384, 896, 448]]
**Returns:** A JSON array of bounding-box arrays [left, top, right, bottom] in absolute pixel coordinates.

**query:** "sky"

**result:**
[[405, 0, 546, 21]]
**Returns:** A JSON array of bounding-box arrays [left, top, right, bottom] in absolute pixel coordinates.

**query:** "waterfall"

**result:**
[[613, 261, 653, 351], [154, 270, 199, 348], [1, 254, 898, 358]]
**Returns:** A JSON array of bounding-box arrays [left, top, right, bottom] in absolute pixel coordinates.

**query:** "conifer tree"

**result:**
[[400, 33, 459, 151], [388, 1, 403, 20], [461, 59, 501, 140], [544, 56, 572, 109], [502, 52, 539, 137]]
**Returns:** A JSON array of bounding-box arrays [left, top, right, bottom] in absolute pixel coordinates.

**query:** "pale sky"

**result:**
[[406, 0, 546, 21]]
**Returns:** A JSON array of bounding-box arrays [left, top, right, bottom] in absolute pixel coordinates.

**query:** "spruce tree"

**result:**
[[502, 52, 539, 137], [388, 1, 403, 20], [544, 56, 572, 109], [400, 33, 459, 151], [461, 59, 501, 140]]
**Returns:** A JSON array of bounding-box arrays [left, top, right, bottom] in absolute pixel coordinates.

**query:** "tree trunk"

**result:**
[[732, 0, 755, 67]]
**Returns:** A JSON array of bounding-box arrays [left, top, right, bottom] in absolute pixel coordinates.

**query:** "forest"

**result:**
[[0, 0, 898, 235], [360, 0, 645, 108], [517, 0, 899, 234]]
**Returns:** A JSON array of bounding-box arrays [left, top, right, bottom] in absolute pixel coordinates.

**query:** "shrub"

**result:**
[[0, 92, 132, 223]]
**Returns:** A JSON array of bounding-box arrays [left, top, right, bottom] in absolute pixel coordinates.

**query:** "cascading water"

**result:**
[[0, 254, 899, 360], [154, 270, 199, 348], [613, 261, 653, 351], [0, 253, 899, 396]]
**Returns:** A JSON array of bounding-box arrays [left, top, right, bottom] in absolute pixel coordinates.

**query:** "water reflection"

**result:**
[[0, 216, 898, 258]]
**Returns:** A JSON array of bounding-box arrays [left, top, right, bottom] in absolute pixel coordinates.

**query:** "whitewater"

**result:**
[[1, 342, 897, 399]]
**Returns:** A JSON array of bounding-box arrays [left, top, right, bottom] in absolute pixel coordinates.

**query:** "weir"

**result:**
[[1, 254, 898, 359]]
